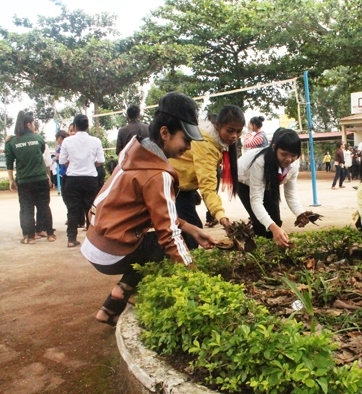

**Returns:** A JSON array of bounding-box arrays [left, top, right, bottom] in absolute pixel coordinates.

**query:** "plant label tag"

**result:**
[[291, 300, 304, 311]]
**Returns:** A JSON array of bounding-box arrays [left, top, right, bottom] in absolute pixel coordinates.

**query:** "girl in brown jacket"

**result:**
[[81, 92, 216, 327]]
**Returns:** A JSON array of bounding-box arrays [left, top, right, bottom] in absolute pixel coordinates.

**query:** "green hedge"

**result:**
[[0, 178, 9, 191], [135, 228, 362, 394]]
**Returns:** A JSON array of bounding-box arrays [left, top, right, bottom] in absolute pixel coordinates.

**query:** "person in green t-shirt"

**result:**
[[5, 111, 56, 244]]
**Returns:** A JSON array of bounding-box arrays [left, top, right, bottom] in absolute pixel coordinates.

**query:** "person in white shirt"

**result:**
[[237, 128, 310, 248], [59, 114, 105, 247], [343, 144, 352, 182]]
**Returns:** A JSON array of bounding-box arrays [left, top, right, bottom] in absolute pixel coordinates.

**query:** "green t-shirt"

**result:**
[[5, 131, 48, 184]]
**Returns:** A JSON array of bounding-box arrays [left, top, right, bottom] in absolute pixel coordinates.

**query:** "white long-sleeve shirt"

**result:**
[[59, 131, 105, 176], [344, 149, 352, 168], [238, 148, 304, 230]]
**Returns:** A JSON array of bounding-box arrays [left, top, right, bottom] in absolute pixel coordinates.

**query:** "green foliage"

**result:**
[[136, 265, 362, 393], [141, 0, 362, 116], [0, 109, 13, 144], [2, 0, 362, 138], [0, 178, 10, 191], [286, 67, 360, 133], [0, 3, 161, 134], [135, 227, 362, 393]]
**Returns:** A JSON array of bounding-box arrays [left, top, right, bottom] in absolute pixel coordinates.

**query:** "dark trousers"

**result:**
[[91, 232, 165, 288], [352, 164, 359, 180], [62, 176, 99, 242], [175, 190, 203, 250], [17, 179, 53, 238], [332, 165, 344, 187], [206, 167, 221, 222], [325, 162, 331, 172], [238, 182, 282, 239]]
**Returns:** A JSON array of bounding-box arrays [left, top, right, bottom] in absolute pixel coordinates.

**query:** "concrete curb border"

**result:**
[[116, 305, 218, 393]]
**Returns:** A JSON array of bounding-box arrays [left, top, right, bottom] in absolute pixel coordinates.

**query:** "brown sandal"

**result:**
[[47, 234, 57, 242], [67, 240, 80, 248], [20, 237, 36, 244], [35, 231, 47, 238]]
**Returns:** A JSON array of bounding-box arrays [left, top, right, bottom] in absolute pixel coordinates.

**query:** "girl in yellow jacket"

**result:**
[[169, 105, 245, 249]]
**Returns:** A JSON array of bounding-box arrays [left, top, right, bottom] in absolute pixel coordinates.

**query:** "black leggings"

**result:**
[[90, 232, 165, 288], [175, 190, 203, 250], [238, 182, 282, 239]]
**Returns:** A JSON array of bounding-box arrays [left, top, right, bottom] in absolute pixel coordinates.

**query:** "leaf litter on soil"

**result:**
[[214, 223, 362, 368]]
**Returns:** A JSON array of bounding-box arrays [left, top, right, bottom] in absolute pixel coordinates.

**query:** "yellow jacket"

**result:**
[[169, 122, 228, 222]]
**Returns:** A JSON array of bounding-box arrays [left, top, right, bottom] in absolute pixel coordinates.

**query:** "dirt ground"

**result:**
[[0, 170, 359, 393]]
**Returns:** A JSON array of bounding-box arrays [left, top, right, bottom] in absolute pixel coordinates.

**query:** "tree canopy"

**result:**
[[1, 0, 362, 136], [140, 0, 362, 128]]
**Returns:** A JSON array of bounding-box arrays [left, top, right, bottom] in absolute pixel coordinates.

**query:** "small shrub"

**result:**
[[0, 178, 10, 191], [136, 266, 362, 393]]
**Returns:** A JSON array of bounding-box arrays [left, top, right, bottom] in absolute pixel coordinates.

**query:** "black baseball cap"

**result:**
[[156, 92, 204, 141]]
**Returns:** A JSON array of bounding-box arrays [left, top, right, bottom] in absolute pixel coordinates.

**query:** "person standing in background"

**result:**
[[5, 111, 55, 244], [68, 123, 76, 136], [322, 151, 331, 172], [331, 141, 345, 190], [115, 105, 149, 155], [34, 126, 55, 239], [343, 144, 352, 182], [106, 156, 118, 175], [351, 147, 360, 180], [243, 115, 268, 151], [59, 114, 105, 247], [50, 155, 58, 187]]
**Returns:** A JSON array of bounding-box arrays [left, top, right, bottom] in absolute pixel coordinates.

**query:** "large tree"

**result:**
[[139, 0, 362, 118], [0, 4, 167, 134]]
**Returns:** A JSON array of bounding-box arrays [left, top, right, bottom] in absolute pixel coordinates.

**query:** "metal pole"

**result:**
[[303, 71, 320, 206]]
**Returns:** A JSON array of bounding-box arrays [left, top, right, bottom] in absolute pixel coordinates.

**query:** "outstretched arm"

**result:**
[[179, 221, 217, 249]]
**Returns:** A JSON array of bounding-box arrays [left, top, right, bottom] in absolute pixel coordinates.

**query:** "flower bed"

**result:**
[[134, 227, 362, 394]]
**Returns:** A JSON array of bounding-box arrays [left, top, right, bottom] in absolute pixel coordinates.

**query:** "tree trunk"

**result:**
[[4, 90, 7, 139], [94, 99, 100, 137]]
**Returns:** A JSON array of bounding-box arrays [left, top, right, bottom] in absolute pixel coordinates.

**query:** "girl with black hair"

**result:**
[[5, 111, 55, 244], [243, 115, 268, 150], [170, 104, 245, 249], [238, 128, 309, 247], [81, 92, 216, 326]]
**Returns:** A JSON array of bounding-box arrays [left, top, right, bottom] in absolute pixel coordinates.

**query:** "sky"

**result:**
[[0, 0, 164, 37]]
